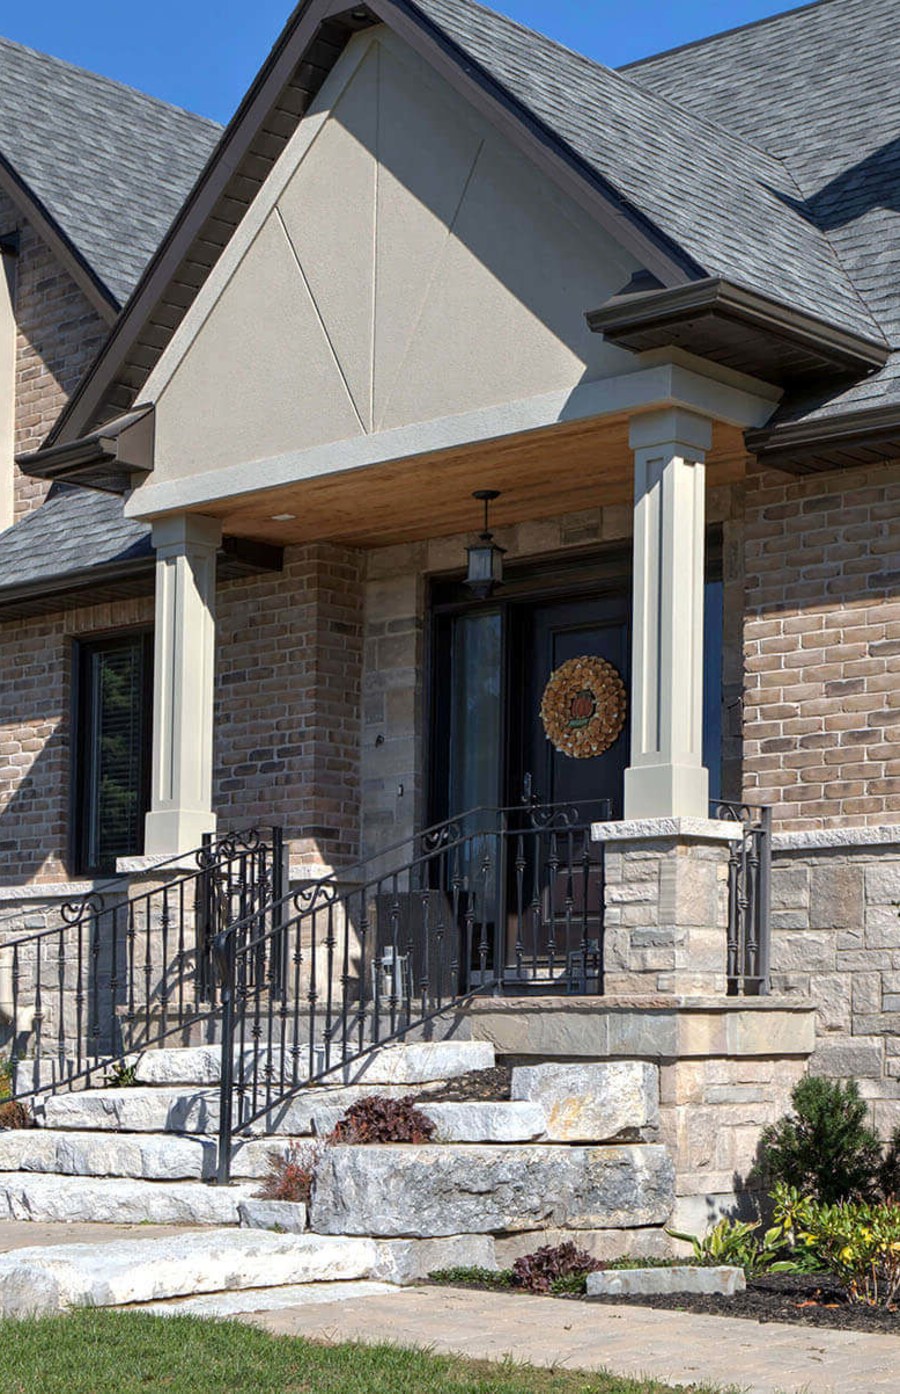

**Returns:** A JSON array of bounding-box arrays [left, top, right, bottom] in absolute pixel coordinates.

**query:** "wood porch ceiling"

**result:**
[[176, 415, 748, 549]]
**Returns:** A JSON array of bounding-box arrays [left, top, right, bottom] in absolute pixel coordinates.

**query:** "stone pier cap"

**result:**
[[591, 817, 744, 844]]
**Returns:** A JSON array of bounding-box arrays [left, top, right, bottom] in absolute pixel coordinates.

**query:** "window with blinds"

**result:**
[[75, 632, 153, 875]]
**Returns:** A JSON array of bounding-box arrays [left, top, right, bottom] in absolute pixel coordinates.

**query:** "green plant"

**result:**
[[428, 1265, 515, 1289], [0, 1099, 32, 1130], [666, 1215, 793, 1275], [0, 1055, 12, 1103], [756, 1076, 882, 1204], [328, 1094, 436, 1144], [878, 1125, 900, 1202], [256, 1140, 322, 1204], [103, 1060, 138, 1089], [511, 1242, 604, 1295], [774, 1185, 900, 1307]]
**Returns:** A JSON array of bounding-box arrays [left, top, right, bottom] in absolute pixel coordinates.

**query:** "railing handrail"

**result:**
[[0, 827, 273, 954], [218, 799, 612, 954]]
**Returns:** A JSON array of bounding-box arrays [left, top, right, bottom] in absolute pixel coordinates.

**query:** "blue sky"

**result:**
[[4, 1, 801, 124]]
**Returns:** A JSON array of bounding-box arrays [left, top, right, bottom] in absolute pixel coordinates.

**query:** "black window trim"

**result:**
[[70, 626, 154, 878]]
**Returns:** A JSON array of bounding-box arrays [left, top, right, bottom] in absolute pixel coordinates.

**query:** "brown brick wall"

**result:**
[[215, 543, 363, 871], [0, 187, 108, 521], [743, 457, 900, 829], [0, 595, 154, 885]]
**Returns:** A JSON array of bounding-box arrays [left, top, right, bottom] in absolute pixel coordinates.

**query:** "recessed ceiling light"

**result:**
[[270, 513, 296, 521]]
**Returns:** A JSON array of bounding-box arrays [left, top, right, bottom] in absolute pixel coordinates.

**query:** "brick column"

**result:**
[[144, 515, 221, 855]]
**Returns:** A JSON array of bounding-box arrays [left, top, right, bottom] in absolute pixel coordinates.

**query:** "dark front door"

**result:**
[[510, 594, 630, 821]]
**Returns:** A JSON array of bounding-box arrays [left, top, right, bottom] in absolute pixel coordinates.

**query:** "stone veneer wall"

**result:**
[[361, 485, 744, 860], [0, 187, 107, 521], [770, 830, 900, 1139], [743, 456, 900, 830]]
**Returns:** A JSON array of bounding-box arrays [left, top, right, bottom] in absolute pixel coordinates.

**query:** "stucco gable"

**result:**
[[146, 27, 640, 485]]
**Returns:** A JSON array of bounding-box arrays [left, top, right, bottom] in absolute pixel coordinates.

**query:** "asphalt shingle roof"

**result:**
[[0, 485, 150, 594], [411, 0, 884, 347], [622, 0, 900, 421], [0, 36, 222, 306]]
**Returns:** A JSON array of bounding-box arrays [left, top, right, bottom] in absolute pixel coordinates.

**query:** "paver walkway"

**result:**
[[242, 1284, 900, 1394]]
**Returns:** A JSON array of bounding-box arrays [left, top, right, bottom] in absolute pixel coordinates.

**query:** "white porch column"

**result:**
[[144, 514, 222, 855], [624, 408, 713, 820]]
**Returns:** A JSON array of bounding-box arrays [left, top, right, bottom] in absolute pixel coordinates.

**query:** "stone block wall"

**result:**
[[743, 456, 900, 830], [0, 187, 108, 521], [601, 831, 733, 996], [770, 830, 900, 1138]]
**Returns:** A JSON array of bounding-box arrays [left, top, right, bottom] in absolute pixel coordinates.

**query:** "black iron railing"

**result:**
[[2, 828, 283, 1102], [212, 800, 610, 1181], [713, 801, 772, 996]]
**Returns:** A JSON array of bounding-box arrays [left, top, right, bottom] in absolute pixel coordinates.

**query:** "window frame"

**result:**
[[71, 627, 154, 877]]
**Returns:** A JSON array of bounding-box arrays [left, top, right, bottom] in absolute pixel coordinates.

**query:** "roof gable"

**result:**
[[34, 0, 890, 459]]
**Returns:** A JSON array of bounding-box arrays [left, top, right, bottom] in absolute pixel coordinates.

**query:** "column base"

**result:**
[[623, 761, 709, 820], [144, 808, 217, 857]]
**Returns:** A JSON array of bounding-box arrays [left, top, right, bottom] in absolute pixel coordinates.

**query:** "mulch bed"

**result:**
[[416, 1066, 512, 1103], [433, 1273, 900, 1335], [590, 1271, 900, 1334]]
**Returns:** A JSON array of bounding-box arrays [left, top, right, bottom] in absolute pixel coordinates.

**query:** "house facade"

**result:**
[[1, 0, 899, 1227]]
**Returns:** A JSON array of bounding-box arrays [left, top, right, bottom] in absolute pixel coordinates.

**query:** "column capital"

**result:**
[[628, 407, 713, 458], [151, 513, 222, 556]]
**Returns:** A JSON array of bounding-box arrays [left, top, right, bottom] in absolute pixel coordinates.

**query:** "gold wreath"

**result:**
[[540, 656, 627, 759]]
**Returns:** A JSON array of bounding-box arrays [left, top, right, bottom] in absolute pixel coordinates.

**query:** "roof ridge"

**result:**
[[411, 0, 790, 174], [620, 0, 833, 72], [0, 32, 221, 131]]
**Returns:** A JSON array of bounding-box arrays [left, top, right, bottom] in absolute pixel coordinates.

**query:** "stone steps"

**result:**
[[0, 1129, 277, 1182], [0, 1173, 259, 1226], [137, 1279, 400, 1318], [0, 1228, 381, 1317]]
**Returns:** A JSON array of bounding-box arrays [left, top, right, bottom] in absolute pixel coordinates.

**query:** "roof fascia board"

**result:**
[[746, 402, 900, 464], [369, 0, 701, 288], [47, 0, 340, 450], [587, 277, 890, 372], [0, 158, 118, 324]]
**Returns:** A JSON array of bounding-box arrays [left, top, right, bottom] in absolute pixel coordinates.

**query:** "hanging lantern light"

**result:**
[[465, 489, 505, 599]]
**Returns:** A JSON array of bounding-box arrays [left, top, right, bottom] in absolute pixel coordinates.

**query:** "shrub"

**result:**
[[0, 1100, 32, 1130], [256, 1140, 322, 1204], [756, 1076, 882, 1204], [878, 1126, 900, 1202], [511, 1242, 603, 1295], [0, 1056, 12, 1104], [666, 1215, 792, 1275], [775, 1185, 900, 1307], [328, 1094, 436, 1144]]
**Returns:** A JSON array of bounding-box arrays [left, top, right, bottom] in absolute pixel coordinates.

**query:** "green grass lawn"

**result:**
[[0, 1309, 735, 1394]]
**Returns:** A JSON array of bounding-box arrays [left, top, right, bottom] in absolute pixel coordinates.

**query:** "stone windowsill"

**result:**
[[465, 994, 815, 1014], [0, 880, 108, 903]]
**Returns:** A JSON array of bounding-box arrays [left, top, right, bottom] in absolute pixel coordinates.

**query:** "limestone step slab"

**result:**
[[0, 1173, 258, 1226], [129, 1039, 494, 1088], [0, 1130, 281, 1182], [586, 1265, 745, 1297], [511, 1062, 660, 1142], [0, 1228, 381, 1317], [311, 1143, 676, 1237], [311, 1099, 547, 1144], [40, 1080, 452, 1136], [138, 1279, 399, 1318]]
